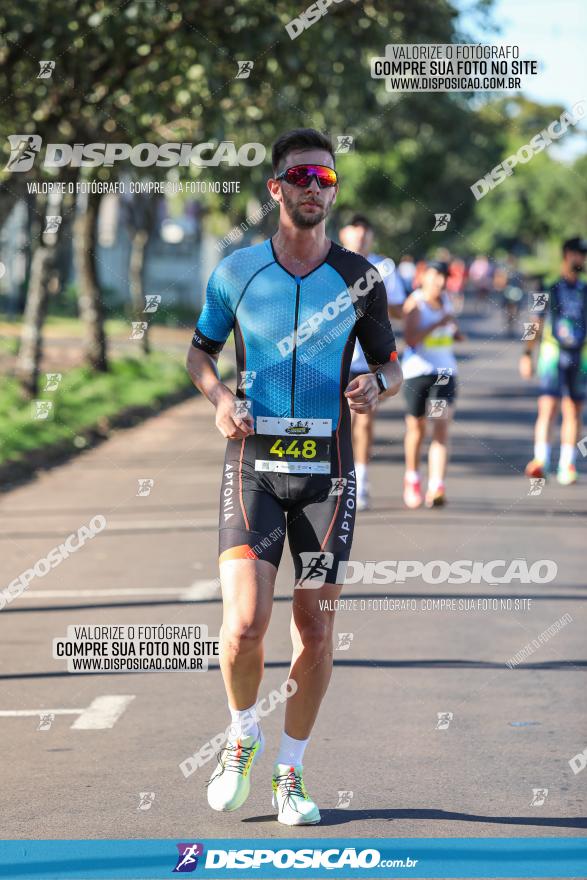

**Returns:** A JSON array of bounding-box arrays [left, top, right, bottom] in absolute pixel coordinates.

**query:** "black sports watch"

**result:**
[[375, 370, 388, 395]]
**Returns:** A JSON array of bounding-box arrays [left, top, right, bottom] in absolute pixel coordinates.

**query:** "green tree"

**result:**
[[1, 0, 507, 391], [462, 97, 587, 265]]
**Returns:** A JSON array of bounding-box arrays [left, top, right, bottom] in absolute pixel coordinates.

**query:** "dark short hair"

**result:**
[[562, 236, 587, 255], [427, 260, 449, 277], [272, 128, 335, 174], [348, 214, 373, 230]]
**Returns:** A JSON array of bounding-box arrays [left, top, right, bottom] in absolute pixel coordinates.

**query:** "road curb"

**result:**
[[0, 383, 197, 494]]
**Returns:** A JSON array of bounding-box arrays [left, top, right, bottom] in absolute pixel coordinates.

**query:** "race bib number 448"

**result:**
[[255, 417, 331, 474]]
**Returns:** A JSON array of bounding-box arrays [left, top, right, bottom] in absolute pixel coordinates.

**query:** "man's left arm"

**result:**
[[370, 355, 403, 398]]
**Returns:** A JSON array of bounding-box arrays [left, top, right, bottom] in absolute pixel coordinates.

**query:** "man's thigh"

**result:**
[[287, 482, 355, 587], [219, 558, 278, 633]]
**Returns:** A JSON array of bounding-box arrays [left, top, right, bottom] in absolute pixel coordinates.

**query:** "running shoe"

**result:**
[[271, 763, 321, 825], [524, 459, 546, 479], [207, 730, 264, 812], [557, 464, 577, 486], [425, 484, 446, 508], [403, 476, 423, 509], [357, 488, 370, 511]]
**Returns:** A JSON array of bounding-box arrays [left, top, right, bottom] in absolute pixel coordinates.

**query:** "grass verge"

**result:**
[[0, 352, 217, 486]]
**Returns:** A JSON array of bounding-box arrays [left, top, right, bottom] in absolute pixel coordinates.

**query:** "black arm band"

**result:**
[[192, 328, 224, 356]]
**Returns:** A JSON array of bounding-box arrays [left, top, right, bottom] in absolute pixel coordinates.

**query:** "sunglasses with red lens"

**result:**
[[276, 164, 338, 188]]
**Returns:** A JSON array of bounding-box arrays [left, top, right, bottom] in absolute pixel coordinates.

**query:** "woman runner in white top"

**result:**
[[401, 260, 464, 508]]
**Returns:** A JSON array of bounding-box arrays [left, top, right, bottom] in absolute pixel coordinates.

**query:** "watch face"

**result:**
[[377, 371, 387, 392]]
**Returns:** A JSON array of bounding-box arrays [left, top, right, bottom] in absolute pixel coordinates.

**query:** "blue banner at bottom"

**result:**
[[0, 838, 586, 879]]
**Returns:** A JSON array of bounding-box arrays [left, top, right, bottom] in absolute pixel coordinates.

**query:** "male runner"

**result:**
[[186, 128, 402, 824], [339, 214, 406, 510], [521, 236, 587, 485]]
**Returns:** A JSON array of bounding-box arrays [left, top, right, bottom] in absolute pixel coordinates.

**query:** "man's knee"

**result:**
[[221, 619, 265, 655], [294, 618, 334, 655], [406, 416, 426, 437], [431, 422, 449, 441], [538, 395, 559, 419], [562, 397, 582, 417]]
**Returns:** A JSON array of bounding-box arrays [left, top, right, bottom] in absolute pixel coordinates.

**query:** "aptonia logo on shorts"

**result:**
[[285, 420, 311, 435]]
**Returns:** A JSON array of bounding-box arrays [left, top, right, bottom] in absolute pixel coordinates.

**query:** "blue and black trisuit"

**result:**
[[192, 238, 398, 584]]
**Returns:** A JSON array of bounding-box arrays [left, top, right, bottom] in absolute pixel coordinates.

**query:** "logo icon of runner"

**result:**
[[298, 551, 334, 587], [432, 213, 451, 231], [173, 843, 204, 873]]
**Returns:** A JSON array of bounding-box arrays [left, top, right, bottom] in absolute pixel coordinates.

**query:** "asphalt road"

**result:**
[[1, 303, 586, 851]]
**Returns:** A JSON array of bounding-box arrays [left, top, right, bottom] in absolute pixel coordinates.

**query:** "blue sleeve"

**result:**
[[192, 265, 235, 355]]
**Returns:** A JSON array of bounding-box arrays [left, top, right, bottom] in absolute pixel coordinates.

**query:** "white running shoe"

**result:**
[[271, 763, 321, 825], [557, 464, 577, 486], [207, 730, 264, 812], [356, 488, 370, 511]]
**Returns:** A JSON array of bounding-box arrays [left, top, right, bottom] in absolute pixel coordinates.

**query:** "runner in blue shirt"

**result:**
[[521, 237, 587, 485], [187, 128, 402, 825]]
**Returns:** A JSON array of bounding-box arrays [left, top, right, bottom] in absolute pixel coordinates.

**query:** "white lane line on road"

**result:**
[[181, 579, 221, 601], [0, 709, 82, 715], [0, 519, 218, 540], [104, 519, 218, 531], [19, 588, 187, 598], [71, 695, 135, 729], [14, 580, 221, 601], [0, 695, 135, 729]]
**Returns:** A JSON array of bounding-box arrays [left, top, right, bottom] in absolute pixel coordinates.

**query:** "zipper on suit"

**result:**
[[291, 276, 301, 416]]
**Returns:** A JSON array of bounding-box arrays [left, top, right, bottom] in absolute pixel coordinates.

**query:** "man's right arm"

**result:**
[[185, 346, 254, 439], [186, 265, 254, 439], [186, 345, 226, 405], [519, 319, 543, 378]]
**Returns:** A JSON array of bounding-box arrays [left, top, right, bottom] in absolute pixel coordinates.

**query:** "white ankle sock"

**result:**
[[534, 442, 551, 467], [428, 477, 444, 493], [405, 469, 420, 483], [276, 731, 309, 767], [559, 444, 576, 468], [228, 703, 259, 742]]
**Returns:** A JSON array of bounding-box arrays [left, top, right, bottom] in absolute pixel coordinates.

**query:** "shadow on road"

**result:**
[[3, 588, 587, 617], [243, 807, 587, 829], [2, 657, 586, 681], [3, 588, 587, 616]]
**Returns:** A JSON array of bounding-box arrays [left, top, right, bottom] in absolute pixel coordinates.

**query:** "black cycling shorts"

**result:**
[[403, 373, 457, 418], [538, 350, 587, 402], [218, 433, 356, 586]]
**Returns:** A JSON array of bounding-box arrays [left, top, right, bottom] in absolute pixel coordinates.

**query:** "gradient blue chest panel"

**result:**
[[235, 260, 351, 421], [194, 240, 397, 426]]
